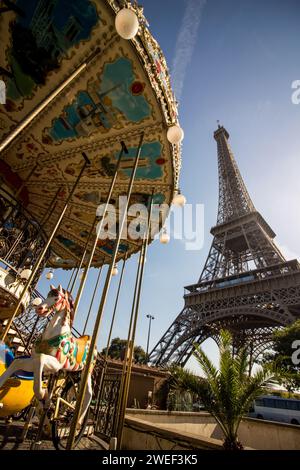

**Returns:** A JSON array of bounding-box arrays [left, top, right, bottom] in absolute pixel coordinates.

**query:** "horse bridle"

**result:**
[[48, 289, 74, 326]]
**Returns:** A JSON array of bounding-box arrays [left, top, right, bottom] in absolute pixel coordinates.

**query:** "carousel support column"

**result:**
[[116, 192, 153, 449], [69, 264, 82, 296], [82, 266, 103, 335], [66, 265, 78, 291], [0, 48, 101, 154], [72, 140, 129, 320], [104, 253, 128, 355], [113, 193, 153, 437], [94, 253, 127, 425], [113, 250, 142, 435], [66, 133, 144, 450], [1, 153, 90, 341]]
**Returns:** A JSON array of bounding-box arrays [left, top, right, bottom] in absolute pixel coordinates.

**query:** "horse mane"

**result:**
[[64, 289, 75, 326]]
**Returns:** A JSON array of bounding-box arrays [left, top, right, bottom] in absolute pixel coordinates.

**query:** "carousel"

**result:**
[[0, 0, 184, 450]]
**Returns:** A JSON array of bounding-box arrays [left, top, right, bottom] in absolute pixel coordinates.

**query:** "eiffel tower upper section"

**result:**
[[199, 125, 286, 284], [150, 126, 300, 366], [215, 125, 255, 225]]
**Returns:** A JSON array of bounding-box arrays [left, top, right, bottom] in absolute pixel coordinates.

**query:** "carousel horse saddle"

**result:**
[[76, 335, 90, 364]]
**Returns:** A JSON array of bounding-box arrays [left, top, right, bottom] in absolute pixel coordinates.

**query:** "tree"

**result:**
[[195, 331, 277, 449], [101, 337, 147, 364], [262, 320, 300, 394], [155, 364, 206, 411], [170, 330, 275, 450]]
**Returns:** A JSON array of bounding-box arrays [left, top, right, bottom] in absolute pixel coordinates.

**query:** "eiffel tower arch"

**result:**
[[150, 125, 300, 366]]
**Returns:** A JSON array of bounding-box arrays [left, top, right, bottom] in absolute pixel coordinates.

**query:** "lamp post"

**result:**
[[146, 314, 155, 362]]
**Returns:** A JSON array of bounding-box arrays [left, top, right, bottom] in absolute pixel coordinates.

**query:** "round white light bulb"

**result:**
[[115, 8, 139, 40], [46, 271, 54, 280], [172, 191, 186, 207], [167, 125, 184, 145], [112, 265, 119, 276], [20, 268, 32, 280], [160, 230, 170, 244]]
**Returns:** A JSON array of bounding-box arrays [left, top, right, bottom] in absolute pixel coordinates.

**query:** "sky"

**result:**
[[36, 0, 300, 373]]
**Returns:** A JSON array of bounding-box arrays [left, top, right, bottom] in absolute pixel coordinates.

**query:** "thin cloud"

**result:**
[[172, 0, 207, 101]]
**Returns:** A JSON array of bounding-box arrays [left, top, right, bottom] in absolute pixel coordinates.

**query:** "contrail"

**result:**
[[172, 0, 207, 101]]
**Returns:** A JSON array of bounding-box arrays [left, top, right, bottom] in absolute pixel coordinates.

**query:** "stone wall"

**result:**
[[124, 410, 300, 450]]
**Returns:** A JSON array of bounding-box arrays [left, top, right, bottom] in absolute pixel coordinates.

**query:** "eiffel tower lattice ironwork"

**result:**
[[150, 125, 300, 366]]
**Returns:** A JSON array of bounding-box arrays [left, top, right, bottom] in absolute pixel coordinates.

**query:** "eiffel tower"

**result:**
[[150, 125, 300, 366]]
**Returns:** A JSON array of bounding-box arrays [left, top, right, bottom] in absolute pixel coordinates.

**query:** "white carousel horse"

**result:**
[[0, 284, 96, 425]]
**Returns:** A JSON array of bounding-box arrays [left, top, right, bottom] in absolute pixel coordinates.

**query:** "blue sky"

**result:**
[[37, 0, 300, 372]]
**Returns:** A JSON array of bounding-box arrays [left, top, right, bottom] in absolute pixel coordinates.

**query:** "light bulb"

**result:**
[[160, 229, 170, 244], [32, 297, 43, 307], [112, 265, 118, 276], [46, 271, 53, 280], [167, 125, 184, 145], [20, 268, 32, 280], [115, 8, 139, 40], [172, 190, 186, 207]]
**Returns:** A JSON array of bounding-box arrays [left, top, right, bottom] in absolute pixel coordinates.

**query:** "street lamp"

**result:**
[[146, 314, 155, 362]]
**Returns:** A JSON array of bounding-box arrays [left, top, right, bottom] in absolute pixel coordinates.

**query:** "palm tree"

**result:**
[[170, 330, 275, 450]]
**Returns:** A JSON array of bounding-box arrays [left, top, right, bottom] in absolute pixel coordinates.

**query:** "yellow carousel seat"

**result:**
[[0, 342, 34, 418]]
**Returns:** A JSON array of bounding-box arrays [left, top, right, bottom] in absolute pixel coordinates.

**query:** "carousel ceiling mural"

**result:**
[[0, 0, 182, 269]]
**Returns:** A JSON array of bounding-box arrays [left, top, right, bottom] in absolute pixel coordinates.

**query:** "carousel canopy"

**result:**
[[0, 0, 182, 269]]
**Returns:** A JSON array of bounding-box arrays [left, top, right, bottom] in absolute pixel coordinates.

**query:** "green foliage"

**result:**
[[153, 364, 204, 411], [101, 337, 147, 364], [191, 330, 275, 450], [164, 364, 207, 411], [262, 321, 300, 393]]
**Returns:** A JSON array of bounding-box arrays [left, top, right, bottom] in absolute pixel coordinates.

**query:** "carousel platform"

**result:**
[[0, 418, 107, 451]]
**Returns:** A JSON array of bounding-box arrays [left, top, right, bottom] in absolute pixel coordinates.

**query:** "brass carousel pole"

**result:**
[[116, 192, 153, 449], [94, 253, 128, 425], [104, 253, 128, 356], [82, 265, 103, 335], [0, 48, 101, 154], [1, 153, 90, 341], [71, 140, 129, 320], [66, 132, 144, 450], [113, 249, 142, 435], [66, 266, 78, 292], [68, 216, 98, 296]]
